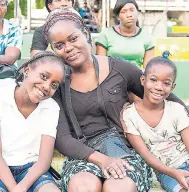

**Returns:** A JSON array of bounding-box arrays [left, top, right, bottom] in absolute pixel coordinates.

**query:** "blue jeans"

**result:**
[[156, 160, 189, 192], [0, 162, 56, 192]]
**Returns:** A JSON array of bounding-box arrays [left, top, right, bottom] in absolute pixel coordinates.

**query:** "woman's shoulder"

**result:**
[[139, 28, 154, 40], [4, 19, 21, 31], [109, 56, 142, 73], [139, 28, 151, 35], [98, 26, 115, 35], [97, 55, 131, 73]]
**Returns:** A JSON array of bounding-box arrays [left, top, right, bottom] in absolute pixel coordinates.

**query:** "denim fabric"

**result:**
[[0, 162, 56, 192], [156, 160, 189, 192], [86, 127, 134, 158]]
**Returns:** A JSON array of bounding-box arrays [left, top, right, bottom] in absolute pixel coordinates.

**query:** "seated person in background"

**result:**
[[0, 51, 64, 192], [96, 0, 154, 69], [30, 0, 74, 56], [0, 0, 23, 65], [122, 56, 189, 192]]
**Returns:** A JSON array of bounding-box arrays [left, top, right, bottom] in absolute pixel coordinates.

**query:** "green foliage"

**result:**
[[5, 0, 27, 19], [19, 0, 27, 16], [169, 18, 182, 26], [5, 0, 15, 19], [36, 0, 45, 9]]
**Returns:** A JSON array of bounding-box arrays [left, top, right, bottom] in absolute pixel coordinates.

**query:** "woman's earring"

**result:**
[[25, 72, 28, 77], [87, 38, 91, 44]]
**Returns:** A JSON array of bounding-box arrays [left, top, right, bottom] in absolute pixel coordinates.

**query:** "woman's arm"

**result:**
[[53, 88, 132, 179], [0, 138, 17, 191], [16, 135, 55, 191], [167, 94, 189, 113], [143, 48, 154, 68], [96, 45, 107, 56], [95, 28, 109, 56], [55, 106, 95, 159], [30, 26, 48, 57], [0, 47, 21, 65], [0, 25, 23, 65], [53, 90, 95, 160]]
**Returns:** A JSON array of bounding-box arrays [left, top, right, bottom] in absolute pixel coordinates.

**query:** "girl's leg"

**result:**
[[157, 172, 186, 192], [0, 180, 8, 192], [37, 183, 60, 192], [68, 172, 102, 192], [102, 177, 137, 192]]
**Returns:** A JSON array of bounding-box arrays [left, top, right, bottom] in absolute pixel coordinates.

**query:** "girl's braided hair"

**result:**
[[44, 8, 92, 44], [15, 51, 64, 86], [144, 56, 177, 82]]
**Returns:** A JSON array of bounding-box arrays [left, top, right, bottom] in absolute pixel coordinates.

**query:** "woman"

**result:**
[[0, 0, 23, 65], [96, 0, 154, 69], [0, 51, 64, 192], [44, 8, 187, 192]]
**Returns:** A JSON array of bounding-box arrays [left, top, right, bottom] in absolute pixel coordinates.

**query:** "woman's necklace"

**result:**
[[119, 25, 137, 37]]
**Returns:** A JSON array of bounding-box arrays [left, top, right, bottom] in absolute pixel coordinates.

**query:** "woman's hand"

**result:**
[[171, 169, 189, 190], [88, 151, 133, 179], [99, 156, 133, 179]]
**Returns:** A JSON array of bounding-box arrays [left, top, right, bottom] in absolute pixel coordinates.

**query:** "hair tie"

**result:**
[[162, 51, 171, 59]]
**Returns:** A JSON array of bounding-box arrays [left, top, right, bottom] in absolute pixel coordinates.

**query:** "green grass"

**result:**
[[51, 150, 65, 174]]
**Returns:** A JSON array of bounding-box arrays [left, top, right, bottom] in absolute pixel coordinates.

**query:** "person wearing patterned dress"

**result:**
[[0, 0, 23, 66], [43, 8, 188, 192]]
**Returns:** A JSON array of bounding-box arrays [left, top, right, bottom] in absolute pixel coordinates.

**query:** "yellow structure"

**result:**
[[172, 26, 189, 33], [155, 37, 189, 60]]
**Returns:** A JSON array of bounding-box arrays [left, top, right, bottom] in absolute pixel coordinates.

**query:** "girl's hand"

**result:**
[[172, 169, 189, 190], [99, 156, 133, 179]]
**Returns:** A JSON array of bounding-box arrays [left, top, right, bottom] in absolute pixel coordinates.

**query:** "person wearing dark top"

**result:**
[[30, 0, 74, 56], [44, 8, 188, 192]]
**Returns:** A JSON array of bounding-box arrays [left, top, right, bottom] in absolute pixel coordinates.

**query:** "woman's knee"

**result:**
[[68, 172, 102, 192], [103, 177, 137, 192]]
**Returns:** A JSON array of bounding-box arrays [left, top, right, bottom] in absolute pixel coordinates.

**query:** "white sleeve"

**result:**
[[123, 109, 140, 136], [174, 103, 189, 132], [41, 108, 60, 138]]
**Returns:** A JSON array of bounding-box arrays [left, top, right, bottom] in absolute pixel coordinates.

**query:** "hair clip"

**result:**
[[162, 51, 171, 59]]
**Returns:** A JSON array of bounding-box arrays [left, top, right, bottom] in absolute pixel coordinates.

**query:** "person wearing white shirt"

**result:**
[[0, 51, 64, 192]]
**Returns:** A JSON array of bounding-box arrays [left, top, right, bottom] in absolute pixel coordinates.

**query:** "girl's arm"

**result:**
[[16, 135, 55, 191], [127, 133, 189, 189], [0, 138, 17, 191], [181, 127, 189, 152], [127, 134, 175, 176], [143, 48, 154, 68]]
